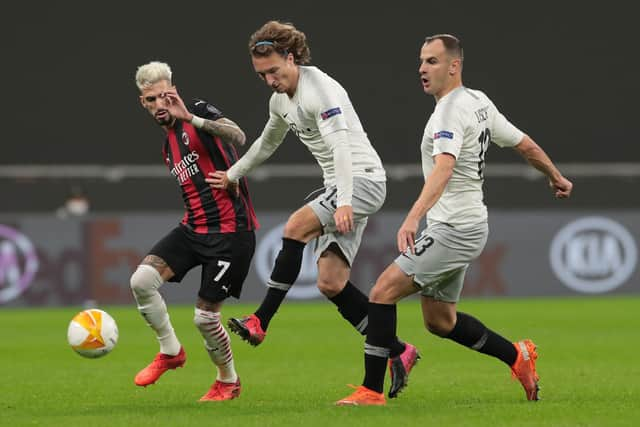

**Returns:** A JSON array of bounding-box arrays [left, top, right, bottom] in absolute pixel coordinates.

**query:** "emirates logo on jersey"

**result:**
[[170, 150, 201, 184], [181, 131, 190, 146]]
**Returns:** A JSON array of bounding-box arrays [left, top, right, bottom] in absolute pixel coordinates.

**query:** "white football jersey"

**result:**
[[422, 86, 524, 226], [262, 66, 386, 186]]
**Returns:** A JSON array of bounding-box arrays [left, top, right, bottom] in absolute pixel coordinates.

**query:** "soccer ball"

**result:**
[[67, 309, 119, 358]]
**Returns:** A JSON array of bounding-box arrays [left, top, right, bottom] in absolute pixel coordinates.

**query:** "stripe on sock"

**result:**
[[365, 343, 390, 358]]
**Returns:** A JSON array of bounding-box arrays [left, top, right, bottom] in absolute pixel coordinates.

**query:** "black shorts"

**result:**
[[149, 225, 256, 303]]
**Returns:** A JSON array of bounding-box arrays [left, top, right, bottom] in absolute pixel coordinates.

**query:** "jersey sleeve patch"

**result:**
[[434, 130, 454, 140], [320, 107, 342, 120]]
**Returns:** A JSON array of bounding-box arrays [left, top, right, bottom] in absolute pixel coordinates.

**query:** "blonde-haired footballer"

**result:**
[[132, 61, 258, 401]]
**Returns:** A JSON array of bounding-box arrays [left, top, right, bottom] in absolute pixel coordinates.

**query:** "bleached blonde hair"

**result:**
[[135, 61, 172, 90]]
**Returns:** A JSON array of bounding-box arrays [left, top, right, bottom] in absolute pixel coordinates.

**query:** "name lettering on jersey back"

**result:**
[[475, 107, 489, 123], [170, 150, 200, 184]]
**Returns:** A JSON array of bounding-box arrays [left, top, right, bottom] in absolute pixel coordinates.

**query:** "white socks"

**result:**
[[130, 265, 181, 356], [194, 308, 237, 383], [130, 264, 237, 382]]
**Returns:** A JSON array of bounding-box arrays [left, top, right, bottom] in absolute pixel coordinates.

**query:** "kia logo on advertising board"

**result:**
[[550, 217, 637, 294], [0, 225, 39, 303], [255, 223, 320, 299]]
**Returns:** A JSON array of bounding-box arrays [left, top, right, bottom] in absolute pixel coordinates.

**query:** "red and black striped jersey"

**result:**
[[162, 99, 259, 234]]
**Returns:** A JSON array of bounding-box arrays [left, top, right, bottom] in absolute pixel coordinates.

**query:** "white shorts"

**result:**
[[307, 178, 386, 266], [394, 221, 488, 302]]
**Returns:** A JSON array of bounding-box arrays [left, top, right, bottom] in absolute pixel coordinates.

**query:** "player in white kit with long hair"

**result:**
[[209, 20, 419, 398]]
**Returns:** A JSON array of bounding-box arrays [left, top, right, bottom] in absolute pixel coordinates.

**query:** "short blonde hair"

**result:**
[[135, 61, 172, 90]]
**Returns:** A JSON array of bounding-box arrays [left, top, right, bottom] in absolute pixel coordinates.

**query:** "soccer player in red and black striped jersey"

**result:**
[[131, 61, 259, 402]]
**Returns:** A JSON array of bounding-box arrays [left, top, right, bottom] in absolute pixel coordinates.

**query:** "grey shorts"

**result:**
[[307, 178, 386, 266], [394, 221, 488, 302]]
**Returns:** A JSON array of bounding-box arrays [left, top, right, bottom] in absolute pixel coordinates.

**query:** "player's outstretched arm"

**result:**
[[206, 117, 288, 191], [398, 153, 455, 253], [513, 135, 573, 199]]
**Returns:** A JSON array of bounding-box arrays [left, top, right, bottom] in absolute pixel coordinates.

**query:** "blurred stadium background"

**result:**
[[2, 1, 637, 307]]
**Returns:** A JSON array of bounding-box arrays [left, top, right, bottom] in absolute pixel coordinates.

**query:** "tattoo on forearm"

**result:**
[[142, 255, 168, 270], [202, 118, 246, 146]]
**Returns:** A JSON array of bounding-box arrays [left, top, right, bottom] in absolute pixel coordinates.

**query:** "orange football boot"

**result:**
[[134, 347, 186, 386], [199, 378, 241, 401], [336, 385, 386, 406], [511, 339, 540, 401]]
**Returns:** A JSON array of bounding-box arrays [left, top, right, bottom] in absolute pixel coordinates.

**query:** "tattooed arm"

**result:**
[[163, 89, 247, 147], [200, 117, 246, 147]]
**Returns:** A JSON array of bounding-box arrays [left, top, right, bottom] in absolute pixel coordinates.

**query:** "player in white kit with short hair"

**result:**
[[208, 21, 419, 398], [337, 34, 573, 406]]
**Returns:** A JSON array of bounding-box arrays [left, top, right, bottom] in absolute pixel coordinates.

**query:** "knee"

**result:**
[[193, 310, 206, 328], [424, 317, 455, 337], [130, 265, 163, 299], [282, 210, 320, 241], [369, 281, 395, 304], [368, 265, 411, 304], [193, 308, 219, 329], [282, 217, 307, 240], [369, 269, 404, 304], [317, 277, 342, 297]]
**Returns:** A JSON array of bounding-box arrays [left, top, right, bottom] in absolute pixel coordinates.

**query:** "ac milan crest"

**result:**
[[181, 131, 190, 146]]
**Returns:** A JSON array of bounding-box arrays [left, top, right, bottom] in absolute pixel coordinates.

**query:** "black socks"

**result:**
[[363, 302, 396, 393], [445, 311, 517, 366], [329, 281, 369, 334], [255, 238, 305, 329], [329, 282, 406, 357]]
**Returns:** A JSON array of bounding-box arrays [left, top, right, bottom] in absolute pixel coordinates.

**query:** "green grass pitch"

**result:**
[[2, 296, 639, 427]]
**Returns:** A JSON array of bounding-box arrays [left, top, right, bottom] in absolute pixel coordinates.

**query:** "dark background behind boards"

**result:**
[[4, 1, 638, 164], [2, 2, 638, 212]]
